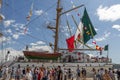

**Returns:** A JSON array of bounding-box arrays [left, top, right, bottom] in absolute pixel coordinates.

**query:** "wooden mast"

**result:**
[[54, 0, 84, 53], [54, 0, 62, 52]]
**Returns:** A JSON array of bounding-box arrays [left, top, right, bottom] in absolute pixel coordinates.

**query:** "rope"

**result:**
[[1, 1, 57, 45]]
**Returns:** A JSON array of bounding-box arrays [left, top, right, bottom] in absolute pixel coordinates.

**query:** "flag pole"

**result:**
[[107, 44, 109, 64], [66, 19, 72, 36], [71, 15, 85, 62]]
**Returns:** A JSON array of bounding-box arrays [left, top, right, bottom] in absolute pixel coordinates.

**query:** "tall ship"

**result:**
[[0, 0, 112, 67], [22, 0, 111, 64], [0, 2, 114, 80]]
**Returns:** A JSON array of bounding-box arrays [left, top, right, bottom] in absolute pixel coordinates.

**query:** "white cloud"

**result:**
[[29, 45, 52, 52], [30, 43, 37, 46], [7, 29, 12, 33], [45, 21, 50, 25], [60, 25, 75, 37], [12, 23, 24, 32], [30, 41, 46, 46], [112, 25, 120, 31], [36, 41, 45, 45], [0, 36, 12, 44], [97, 4, 120, 22], [13, 34, 19, 39], [12, 23, 25, 30], [104, 32, 110, 37], [0, 36, 15, 46], [34, 10, 43, 16], [29, 41, 52, 52], [4, 20, 15, 27], [11, 23, 26, 38], [66, 13, 71, 16], [0, 36, 6, 43], [5, 37, 12, 41], [3, 23, 25, 40], [4, 29, 13, 35], [95, 28, 99, 31], [95, 32, 111, 41]]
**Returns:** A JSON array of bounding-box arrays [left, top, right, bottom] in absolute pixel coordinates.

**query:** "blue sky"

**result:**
[[0, 0, 120, 63]]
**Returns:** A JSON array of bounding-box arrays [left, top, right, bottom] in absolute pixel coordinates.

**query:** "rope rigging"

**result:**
[[1, 0, 58, 49]]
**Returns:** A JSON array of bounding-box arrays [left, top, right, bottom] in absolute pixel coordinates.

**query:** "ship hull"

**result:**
[[23, 51, 62, 60]]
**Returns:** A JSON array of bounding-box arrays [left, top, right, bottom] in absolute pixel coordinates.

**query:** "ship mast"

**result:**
[[54, 0, 84, 52], [54, 0, 62, 52]]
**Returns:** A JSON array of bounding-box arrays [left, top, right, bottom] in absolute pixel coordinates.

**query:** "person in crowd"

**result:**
[[99, 68, 104, 80], [92, 68, 97, 80], [37, 67, 41, 80], [49, 68, 54, 80], [68, 68, 72, 80], [63, 68, 67, 80], [81, 68, 86, 80], [33, 67, 38, 80], [5, 66, 11, 80], [96, 69, 101, 80], [103, 69, 112, 80], [2, 65, 6, 79], [47, 68, 50, 80], [42, 67, 47, 80], [116, 69, 120, 80], [24, 67, 33, 80], [15, 64, 21, 80], [57, 66, 63, 80], [76, 65, 80, 80], [54, 68, 58, 80], [0, 66, 2, 78], [108, 68, 115, 80], [22, 68, 26, 78], [38, 67, 44, 80], [10, 66, 15, 79]]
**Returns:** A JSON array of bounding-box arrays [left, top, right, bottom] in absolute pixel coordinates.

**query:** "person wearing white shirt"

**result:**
[[25, 67, 33, 80]]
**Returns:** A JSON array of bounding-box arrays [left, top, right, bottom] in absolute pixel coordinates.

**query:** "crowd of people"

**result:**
[[0, 64, 86, 80], [0, 64, 120, 80], [91, 67, 120, 80], [1, 64, 61, 80]]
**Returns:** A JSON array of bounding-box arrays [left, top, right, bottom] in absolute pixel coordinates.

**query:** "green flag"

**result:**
[[82, 8, 97, 44], [104, 45, 108, 51]]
